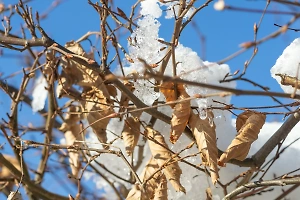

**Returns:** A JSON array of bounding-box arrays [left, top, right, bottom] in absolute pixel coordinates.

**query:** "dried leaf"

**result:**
[[189, 111, 219, 184], [0, 154, 20, 190], [140, 158, 162, 198], [170, 86, 191, 144], [275, 73, 300, 89], [145, 127, 185, 193], [127, 157, 163, 200], [206, 187, 213, 200], [126, 184, 145, 200], [117, 7, 129, 20], [235, 111, 253, 132], [218, 111, 266, 166], [0, 155, 20, 178], [83, 87, 114, 149], [59, 105, 83, 177], [122, 115, 141, 156], [0, 4, 4, 13], [160, 82, 177, 108], [60, 41, 114, 148], [119, 80, 135, 114], [106, 84, 118, 98], [61, 41, 110, 97], [153, 175, 168, 200]]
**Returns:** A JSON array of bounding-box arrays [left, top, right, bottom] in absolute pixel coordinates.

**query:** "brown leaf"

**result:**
[[122, 115, 141, 156], [160, 82, 177, 108], [126, 157, 163, 200], [145, 127, 185, 193], [0, 154, 20, 190], [275, 73, 300, 89], [61, 41, 110, 97], [206, 187, 213, 200], [119, 80, 135, 115], [126, 184, 145, 200], [82, 87, 114, 149], [117, 7, 129, 20], [189, 111, 219, 184], [140, 158, 162, 199], [0, 155, 20, 178], [235, 111, 253, 132], [59, 105, 83, 177], [153, 175, 168, 200], [218, 111, 266, 166], [170, 86, 191, 144], [106, 84, 118, 98]]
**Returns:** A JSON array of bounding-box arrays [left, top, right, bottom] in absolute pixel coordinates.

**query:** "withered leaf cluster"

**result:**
[[126, 80, 266, 199], [36, 40, 267, 199]]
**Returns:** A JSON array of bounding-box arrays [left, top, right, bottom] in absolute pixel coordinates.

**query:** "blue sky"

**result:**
[[1, 0, 300, 198]]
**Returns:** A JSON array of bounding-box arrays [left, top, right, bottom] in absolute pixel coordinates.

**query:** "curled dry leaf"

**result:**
[[0, 154, 20, 190], [59, 105, 83, 177], [170, 85, 191, 144], [189, 111, 219, 184], [82, 87, 114, 149], [159, 82, 177, 108], [235, 111, 253, 132], [60, 41, 110, 97], [159, 82, 191, 143], [126, 157, 165, 200], [275, 73, 300, 89], [218, 111, 266, 166], [145, 127, 185, 193], [122, 114, 141, 156]]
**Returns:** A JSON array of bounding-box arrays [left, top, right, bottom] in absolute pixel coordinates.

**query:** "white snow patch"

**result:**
[[140, 0, 162, 18], [165, 2, 195, 19], [271, 38, 300, 94], [31, 75, 48, 112]]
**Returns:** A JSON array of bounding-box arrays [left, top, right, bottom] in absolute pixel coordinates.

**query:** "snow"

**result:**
[[31, 75, 48, 112], [271, 38, 300, 94], [140, 0, 162, 18], [164, 2, 196, 19], [163, 44, 236, 137]]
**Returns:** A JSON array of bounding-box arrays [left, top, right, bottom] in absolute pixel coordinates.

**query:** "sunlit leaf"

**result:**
[[145, 127, 185, 193], [59, 105, 83, 177], [218, 111, 266, 166], [122, 115, 141, 156], [170, 85, 191, 144], [189, 111, 219, 184]]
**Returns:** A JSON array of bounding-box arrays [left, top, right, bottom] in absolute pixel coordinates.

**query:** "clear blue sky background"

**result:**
[[1, 0, 300, 198]]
